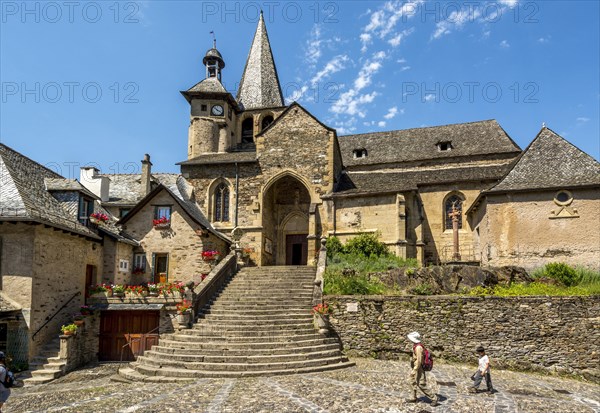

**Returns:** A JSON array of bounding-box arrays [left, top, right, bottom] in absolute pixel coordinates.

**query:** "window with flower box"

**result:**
[[133, 253, 146, 274], [153, 206, 172, 227]]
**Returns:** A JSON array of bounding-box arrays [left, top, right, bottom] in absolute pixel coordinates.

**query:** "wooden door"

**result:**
[[155, 254, 168, 283], [84, 265, 96, 301], [286, 234, 308, 265], [99, 311, 160, 361]]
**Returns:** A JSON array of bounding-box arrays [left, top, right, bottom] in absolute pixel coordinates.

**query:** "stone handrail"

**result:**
[[193, 250, 238, 317], [312, 237, 327, 307]]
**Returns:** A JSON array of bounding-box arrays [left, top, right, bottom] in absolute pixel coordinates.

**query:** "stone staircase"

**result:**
[[119, 266, 353, 381], [23, 337, 67, 385]]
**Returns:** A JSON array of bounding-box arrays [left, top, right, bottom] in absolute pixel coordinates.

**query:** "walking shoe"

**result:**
[[405, 398, 418, 403], [431, 401, 440, 407]]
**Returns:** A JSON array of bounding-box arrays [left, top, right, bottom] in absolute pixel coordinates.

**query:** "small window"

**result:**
[[119, 259, 129, 272], [445, 194, 463, 230], [133, 253, 146, 273], [438, 141, 453, 151], [154, 206, 171, 221], [554, 190, 573, 206], [241, 118, 254, 144], [353, 149, 368, 159], [119, 208, 131, 218], [261, 115, 274, 130], [78, 197, 94, 226], [228, 107, 232, 120], [201, 104, 207, 112]]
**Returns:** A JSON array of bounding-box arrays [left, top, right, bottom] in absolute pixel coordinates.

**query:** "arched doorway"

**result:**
[[261, 175, 311, 265]]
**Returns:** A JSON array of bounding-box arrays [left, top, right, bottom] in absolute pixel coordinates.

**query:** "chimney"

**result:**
[[80, 166, 110, 202], [141, 154, 152, 196]]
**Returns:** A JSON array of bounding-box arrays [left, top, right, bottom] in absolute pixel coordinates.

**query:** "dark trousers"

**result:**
[[472, 370, 493, 391]]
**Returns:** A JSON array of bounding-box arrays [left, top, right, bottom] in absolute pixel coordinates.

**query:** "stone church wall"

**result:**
[[474, 188, 600, 270], [327, 295, 600, 382]]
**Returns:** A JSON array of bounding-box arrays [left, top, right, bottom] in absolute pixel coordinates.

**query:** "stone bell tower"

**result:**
[[181, 37, 238, 159]]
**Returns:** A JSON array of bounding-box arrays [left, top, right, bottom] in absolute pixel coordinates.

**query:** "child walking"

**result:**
[[470, 346, 495, 393]]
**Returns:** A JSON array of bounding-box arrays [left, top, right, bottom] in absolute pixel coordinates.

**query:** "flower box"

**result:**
[[153, 217, 171, 229], [90, 212, 110, 225]]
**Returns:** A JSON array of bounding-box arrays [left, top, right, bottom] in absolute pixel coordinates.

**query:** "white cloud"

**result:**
[[388, 28, 415, 47], [424, 94, 436, 102], [384, 106, 399, 119], [577, 117, 590, 123], [305, 25, 322, 66], [498, 0, 519, 8], [360, 0, 423, 51], [397, 58, 407, 64], [432, 8, 481, 39], [378, 121, 387, 127], [310, 55, 349, 87], [538, 36, 551, 43], [500, 40, 510, 48], [401, 66, 411, 71]]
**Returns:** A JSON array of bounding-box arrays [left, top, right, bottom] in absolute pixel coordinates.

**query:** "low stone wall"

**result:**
[[59, 315, 100, 373], [327, 295, 600, 382]]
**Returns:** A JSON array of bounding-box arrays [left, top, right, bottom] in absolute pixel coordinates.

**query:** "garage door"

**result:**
[[99, 310, 160, 361]]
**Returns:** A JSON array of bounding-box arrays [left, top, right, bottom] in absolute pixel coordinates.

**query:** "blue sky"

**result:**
[[1, 0, 598, 176]]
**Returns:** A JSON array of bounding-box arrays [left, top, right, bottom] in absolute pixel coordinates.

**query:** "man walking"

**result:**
[[470, 346, 495, 393], [406, 331, 439, 407], [0, 352, 11, 413]]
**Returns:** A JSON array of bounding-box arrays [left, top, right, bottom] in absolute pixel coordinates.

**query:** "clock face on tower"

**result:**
[[211, 105, 224, 116]]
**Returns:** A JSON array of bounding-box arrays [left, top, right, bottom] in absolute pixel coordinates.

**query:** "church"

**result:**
[[177, 13, 600, 270]]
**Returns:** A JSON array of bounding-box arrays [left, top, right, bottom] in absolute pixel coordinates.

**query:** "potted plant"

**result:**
[[61, 323, 78, 336], [176, 299, 193, 328], [132, 266, 145, 275], [112, 284, 126, 297], [153, 216, 170, 229], [89, 284, 112, 297], [201, 250, 220, 262], [147, 283, 160, 297], [89, 212, 110, 225], [311, 303, 331, 335], [126, 285, 144, 296], [80, 305, 93, 316]]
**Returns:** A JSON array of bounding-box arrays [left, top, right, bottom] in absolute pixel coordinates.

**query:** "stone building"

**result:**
[[178, 14, 599, 270]]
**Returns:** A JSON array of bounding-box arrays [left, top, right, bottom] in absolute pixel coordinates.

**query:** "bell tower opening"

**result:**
[[241, 118, 254, 144], [202, 36, 225, 81]]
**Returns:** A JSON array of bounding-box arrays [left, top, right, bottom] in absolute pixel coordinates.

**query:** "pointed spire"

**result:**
[[237, 13, 284, 110]]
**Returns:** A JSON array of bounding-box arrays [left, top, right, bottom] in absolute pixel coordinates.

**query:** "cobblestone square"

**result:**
[[6, 358, 599, 413]]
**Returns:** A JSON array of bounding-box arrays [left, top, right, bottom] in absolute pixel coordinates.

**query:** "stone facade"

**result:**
[[0, 223, 102, 361], [327, 295, 600, 382], [472, 188, 600, 270], [121, 188, 228, 284]]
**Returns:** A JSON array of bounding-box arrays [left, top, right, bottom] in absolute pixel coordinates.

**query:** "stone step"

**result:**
[[200, 314, 312, 323], [150, 342, 340, 357], [163, 331, 324, 343], [135, 355, 348, 373], [23, 376, 57, 385], [202, 307, 311, 314], [125, 360, 354, 380], [28, 361, 66, 371], [157, 336, 339, 351], [29, 368, 63, 380], [180, 327, 317, 338], [210, 298, 312, 305], [142, 348, 342, 364], [188, 320, 314, 333], [218, 288, 313, 294]]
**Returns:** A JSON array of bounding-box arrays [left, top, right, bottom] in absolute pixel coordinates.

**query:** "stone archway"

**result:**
[[261, 175, 311, 265]]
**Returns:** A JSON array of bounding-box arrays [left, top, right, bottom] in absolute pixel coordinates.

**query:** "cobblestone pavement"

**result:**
[[5, 358, 599, 413]]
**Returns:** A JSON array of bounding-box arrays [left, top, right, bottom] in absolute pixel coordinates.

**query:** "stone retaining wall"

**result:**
[[327, 295, 600, 382]]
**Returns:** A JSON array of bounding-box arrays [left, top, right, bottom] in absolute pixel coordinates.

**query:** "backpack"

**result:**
[[414, 343, 434, 371], [1, 366, 14, 388]]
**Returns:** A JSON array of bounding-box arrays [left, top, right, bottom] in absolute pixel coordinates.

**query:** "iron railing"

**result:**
[[32, 291, 81, 341]]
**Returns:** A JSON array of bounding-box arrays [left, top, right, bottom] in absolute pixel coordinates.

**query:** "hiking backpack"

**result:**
[[414, 343, 434, 371], [1, 366, 14, 388]]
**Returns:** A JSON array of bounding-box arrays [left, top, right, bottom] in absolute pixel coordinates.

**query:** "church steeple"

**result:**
[[237, 12, 284, 110], [203, 35, 225, 81]]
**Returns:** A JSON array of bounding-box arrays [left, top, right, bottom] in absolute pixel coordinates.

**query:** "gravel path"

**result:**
[[5, 358, 599, 412]]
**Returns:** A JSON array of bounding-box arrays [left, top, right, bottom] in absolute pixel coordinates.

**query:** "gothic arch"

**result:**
[[260, 112, 275, 131], [261, 170, 319, 205], [443, 191, 465, 231]]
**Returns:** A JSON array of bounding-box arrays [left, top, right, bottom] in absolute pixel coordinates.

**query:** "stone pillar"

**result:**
[[307, 203, 318, 266], [218, 124, 228, 153], [396, 194, 407, 258]]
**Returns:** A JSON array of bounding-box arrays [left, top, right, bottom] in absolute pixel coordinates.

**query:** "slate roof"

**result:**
[[100, 173, 179, 206], [0, 292, 21, 312], [331, 163, 512, 197], [178, 151, 257, 166], [339, 120, 521, 167], [186, 77, 228, 94], [44, 178, 99, 199], [0, 144, 100, 239], [488, 127, 600, 192], [236, 12, 284, 110]]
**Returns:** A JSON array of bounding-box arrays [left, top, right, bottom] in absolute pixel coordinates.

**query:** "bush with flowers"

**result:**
[[176, 299, 192, 314], [311, 303, 331, 316], [88, 284, 112, 295], [126, 285, 144, 295], [153, 216, 170, 227], [111, 284, 126, 295], [90, 212, 110, 223], [202, 250, 220, 261]]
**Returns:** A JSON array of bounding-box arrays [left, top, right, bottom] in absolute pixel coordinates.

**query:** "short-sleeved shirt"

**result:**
[[478, 355, 490, 372]]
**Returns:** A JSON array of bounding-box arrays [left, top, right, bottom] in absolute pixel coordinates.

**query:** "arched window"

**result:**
[[444, 194, 463, 230], [214, 183, 230, 222], [261, 115, 274, 130], [241, 118, 254, 144]]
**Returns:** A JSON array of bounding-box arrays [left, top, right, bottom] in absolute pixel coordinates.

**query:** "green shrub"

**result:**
[[410, 283, 434, 295], [574, 266, 600, 286], [324, 271, 386, 295], [544, 262, 578, 286], [343, 232, 389, 257], [325, 236, 345, 257]]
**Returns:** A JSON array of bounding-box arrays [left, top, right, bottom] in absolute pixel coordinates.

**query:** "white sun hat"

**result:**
[[407, 331, 421, 343]]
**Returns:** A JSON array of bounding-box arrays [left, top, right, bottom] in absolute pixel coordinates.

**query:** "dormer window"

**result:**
[[353, 148, 368, 159], [437, 141, 453, 152]]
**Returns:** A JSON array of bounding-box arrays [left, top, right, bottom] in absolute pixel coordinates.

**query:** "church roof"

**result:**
[[0, 143, 100, 239], [186, 77, 228, 94], [339, 119, 521, 167], [488, 127, 600, 193], [331, 164, 512, 197], [178, 151, 257, 166], [236, 13, 284, 110]]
